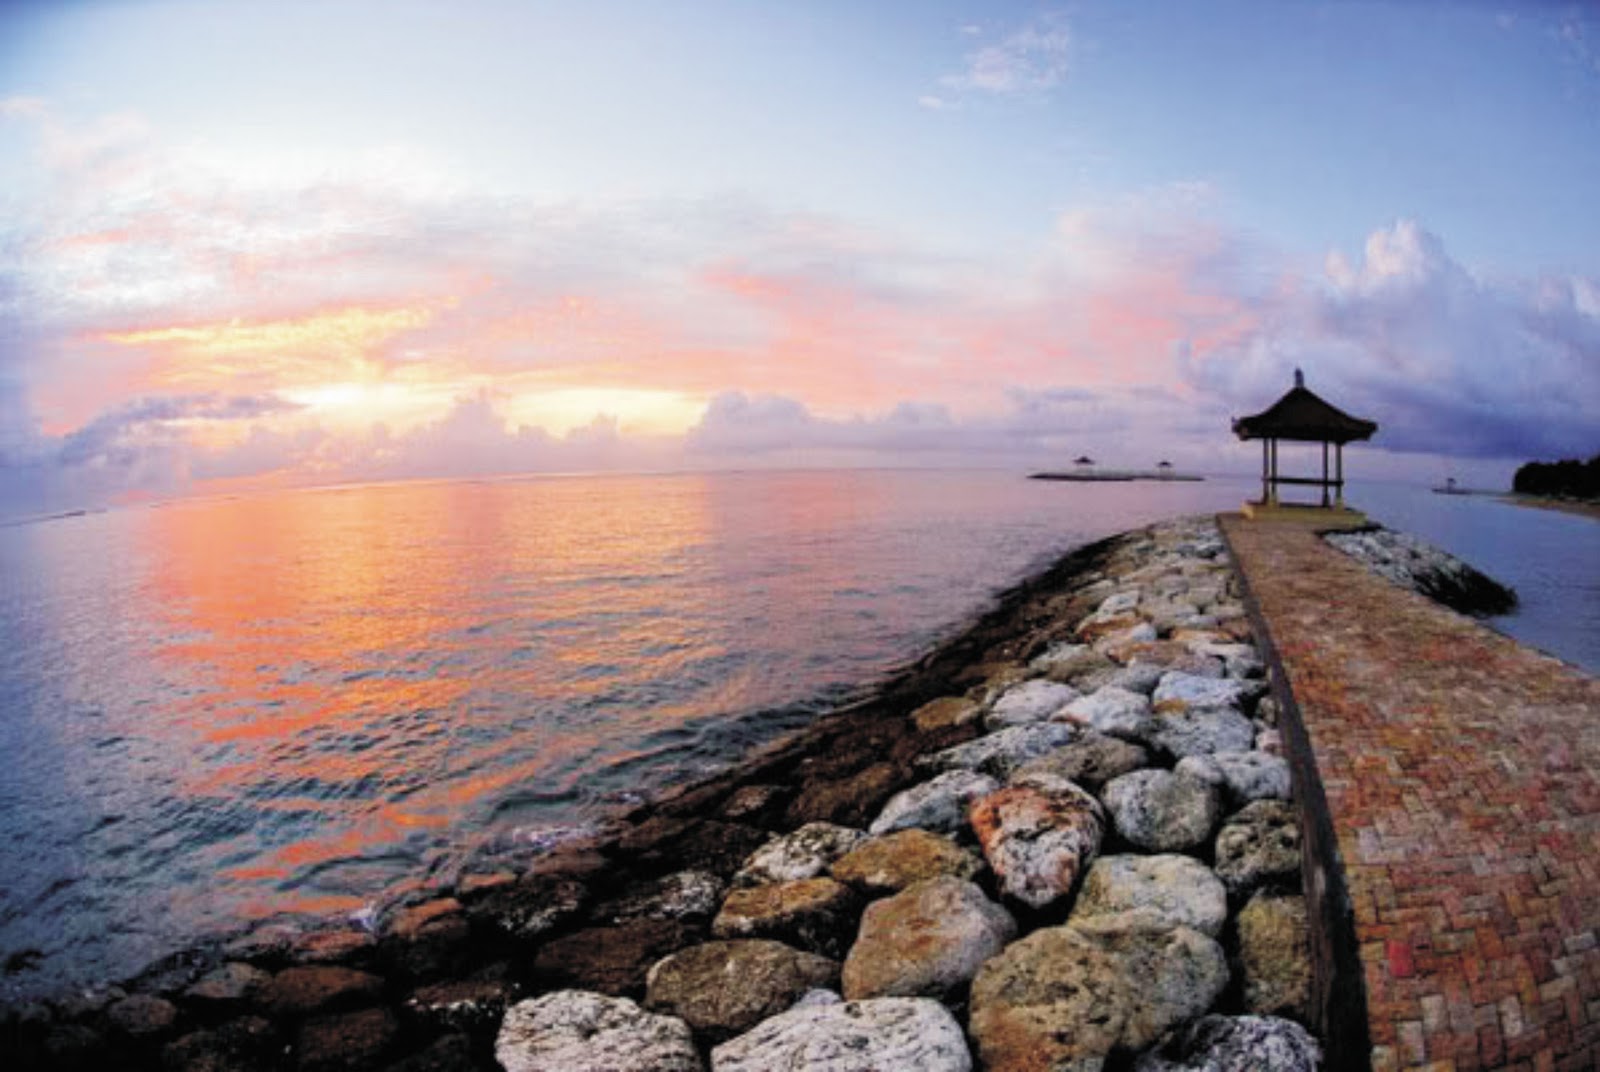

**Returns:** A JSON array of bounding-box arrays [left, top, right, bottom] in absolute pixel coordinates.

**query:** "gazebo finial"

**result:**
[[1294, 367, 1304, 389]]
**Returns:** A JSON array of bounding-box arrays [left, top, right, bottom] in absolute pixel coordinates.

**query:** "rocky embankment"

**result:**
[[1, 517, 1321, 1072], [1324, 527, 1516, 617]]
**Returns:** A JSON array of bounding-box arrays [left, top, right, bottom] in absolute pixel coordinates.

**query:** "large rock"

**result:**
[[868, 770, 999, 836], [645, 940, 838, 1042], [1153, 672, 1260, 713], [1070, 855, 1229, 937], [1012, 732, 1150, 791], [466, 873, 589, 943], [1175, 753, 1291, 807], [532, 920, 701, 997], [733, 823, 866, 886], [1213, 800, 1302, 897], [969, 918, 1229, 1072], [985, 680, 1080, 729], [711, 878, 860, 958], [295, 1007, 398, 1072], [593, 870, 726, 925], [920, 723, 1079, 779], [1031, 643, 1115, 683], [258, 965, 385, 1019], [1234, 893, 1312, 1020], [1144, 707, 1257, 758], [1102, 770, 1222, 853], [968, 780, 1104, 909], [910, 696, 984, 735], [1132, 1014, 1320, 1071], [786, 762, 903, 828], [496, 991, 702, 1072], [1059, 686, 1156, 739], [710, 996, 971, 1072], [841, 877, 1016, 1000], [828, 829, 983, 895], [402, 977, 520, 1034], [185, 962, 271, 1014], [162, 1016, 283, 1072]]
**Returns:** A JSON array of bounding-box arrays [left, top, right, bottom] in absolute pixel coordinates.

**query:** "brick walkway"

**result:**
[[1221, 516, 1600, 1072]]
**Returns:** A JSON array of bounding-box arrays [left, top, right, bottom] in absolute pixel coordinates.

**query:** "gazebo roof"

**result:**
[[1232, 371, 1377, 445]]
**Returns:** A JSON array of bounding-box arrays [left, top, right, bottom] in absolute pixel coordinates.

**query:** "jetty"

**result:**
[[1224, 516, 1600, 1071]]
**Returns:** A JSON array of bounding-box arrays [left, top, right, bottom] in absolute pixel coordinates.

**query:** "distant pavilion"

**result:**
[[1232, 370, 1377, 528]]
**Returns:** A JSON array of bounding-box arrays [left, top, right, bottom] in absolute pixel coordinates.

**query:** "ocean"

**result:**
[[0, 469, 1593, 1001]]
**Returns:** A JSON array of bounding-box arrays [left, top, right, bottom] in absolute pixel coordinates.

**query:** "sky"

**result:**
[[1, 0, 1597, 516]]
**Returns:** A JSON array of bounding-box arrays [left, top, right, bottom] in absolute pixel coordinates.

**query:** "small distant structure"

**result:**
[[1074, 455, 1095, 467], [1157, 460, 1174, 480], [1232, 368, 1376, 528]]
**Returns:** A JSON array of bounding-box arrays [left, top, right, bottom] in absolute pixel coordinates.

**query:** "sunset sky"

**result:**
[[2, 0, 1597, 516]]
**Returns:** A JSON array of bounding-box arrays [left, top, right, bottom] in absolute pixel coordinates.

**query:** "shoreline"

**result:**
[[1497, 492, 1600, 521], [5, 517, 1317, 1071]]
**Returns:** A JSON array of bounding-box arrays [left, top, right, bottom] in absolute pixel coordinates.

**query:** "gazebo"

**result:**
[[1232, 369, 1377, 526]]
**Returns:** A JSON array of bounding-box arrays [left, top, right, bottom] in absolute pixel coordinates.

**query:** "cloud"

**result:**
[[940, 14, 1071, 97]]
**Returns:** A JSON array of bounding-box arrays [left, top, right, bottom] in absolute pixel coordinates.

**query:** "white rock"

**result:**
[[969, 781, 1104, 909], [734, 823, 867, 886], [985, 680, 1079, 730], [868, 770, 1001, 836], [1176, 752, 1292, 806], [497, 991, 702, 1072], [1098, 590, 1142, 615], [1146, 707, 1258, 758], [1153, 672, 1255, 712], [711, 997, 972, 1072], [1133, 1014, 1321, 1072], [1060, 686, 1155, 739], [919, 723, 1080, 779], [1101, 770, 1222, 853]]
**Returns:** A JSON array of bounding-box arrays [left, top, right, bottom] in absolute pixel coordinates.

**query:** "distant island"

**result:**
[[1506, 452, 1600, 521]]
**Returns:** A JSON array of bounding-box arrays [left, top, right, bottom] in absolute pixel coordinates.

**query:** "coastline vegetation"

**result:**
[[1511, 453, 1600, 500]]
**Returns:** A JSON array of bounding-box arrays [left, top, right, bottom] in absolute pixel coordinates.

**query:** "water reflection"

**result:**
[[0, 471, 1305, 998]]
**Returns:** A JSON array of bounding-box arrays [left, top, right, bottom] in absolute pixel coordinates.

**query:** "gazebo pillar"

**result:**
[[1230, 370, 1376, 528]]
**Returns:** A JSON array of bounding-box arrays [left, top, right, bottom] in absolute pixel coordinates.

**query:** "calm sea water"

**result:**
[[0, 470, 1592, 1000]]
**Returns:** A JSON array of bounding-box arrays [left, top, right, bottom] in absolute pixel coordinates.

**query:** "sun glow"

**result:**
[[506, 387, 705, 437]]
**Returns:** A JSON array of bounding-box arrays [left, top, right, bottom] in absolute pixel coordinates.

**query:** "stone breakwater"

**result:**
[[1, 517, 1323, 1072], [1324, 527, 1516, 618]]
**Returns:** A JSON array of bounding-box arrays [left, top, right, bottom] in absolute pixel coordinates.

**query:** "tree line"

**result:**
[[1511, 453, 1600, 499]]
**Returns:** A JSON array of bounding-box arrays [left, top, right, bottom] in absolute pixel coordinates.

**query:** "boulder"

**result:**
[[710, 996, 971, 1072], [382, 1032, 478, 1072], [1213, 800, 1302, 897], [868, 770, 1000, 836], [1132, 1014, 1320, 1071], [645, 940, 839, 1042], [594, 870, 726, 925], [841, 877, 1016, 1000], [969, 918, 1229, 1072], [733, 823, 867, 886], [1076, 611, 1146, 643], [711, 878, 861, 959], [295, 1007, 398, 1072], [162, 1016, 283, 1072], [1234, 893, 1311, 1021], [1069, 854, 1228, 937], [985, 680, 1079, 730], [185, 962, 272, 1014], [1093, 622, 1159, 659], [496, 991, 702, 1072], [968, 781, 1104, 909], [532, 920, 702, 997], [106, 994, 178, 1040], [828, 829, 984, 895], [402, 976, 521, 1034], [1060, 686, 1155, 739], [258, 965, 385, 1019], [466, 873, 588, 943], [1102, 770, 1222, 854], [1107, 662, 1167, 696], [1175, 753, 1291, 807], [1153, 672, 1261, 713], [910, 696, 984, 735], [719, 784, 791, 824], [1145, 707, 1257, 758], [919, 723, 1079, 779], [786, 763, 903, 828], [1011, 732, 1149, 792], [1031, 643, 1114, 683], [630, 820, 774, 879]]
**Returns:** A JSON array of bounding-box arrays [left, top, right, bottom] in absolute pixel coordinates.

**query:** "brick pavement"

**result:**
[[1221, 515, 1600, 1072]]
